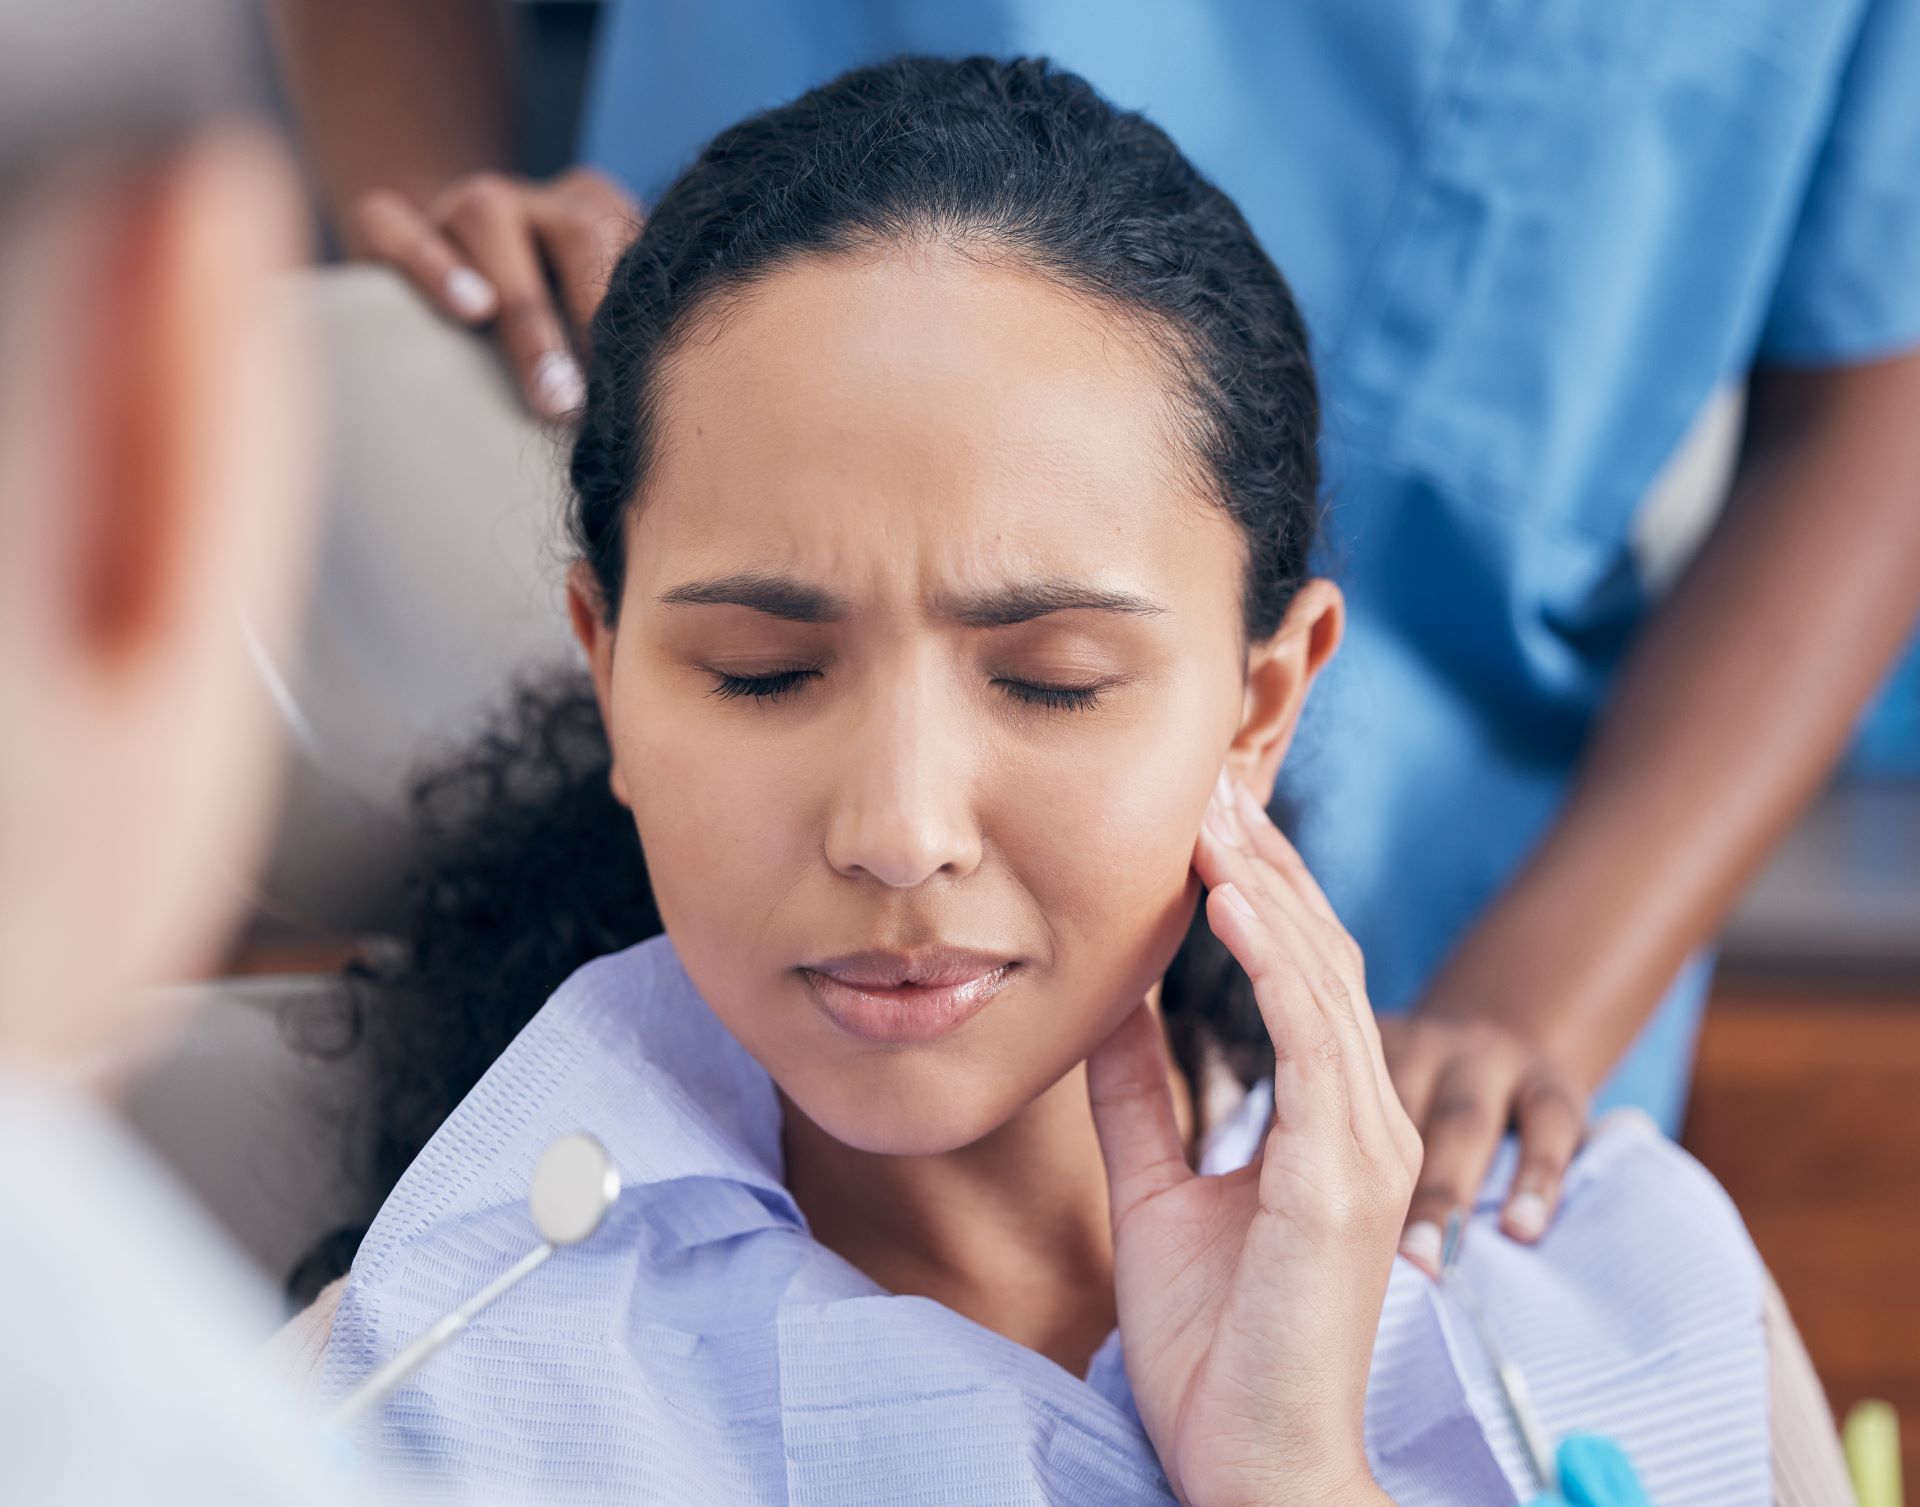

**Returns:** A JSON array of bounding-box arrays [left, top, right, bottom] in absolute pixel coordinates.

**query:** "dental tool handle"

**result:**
[[1497, 1357, 1560, 1496], [323, 1242, 554, 1434]]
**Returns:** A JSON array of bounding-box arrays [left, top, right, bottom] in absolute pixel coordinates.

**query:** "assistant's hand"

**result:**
[[1086, 772, 1418, 1507], [1379, 1012, 1590, 1274], [344, 167, 641, 420]]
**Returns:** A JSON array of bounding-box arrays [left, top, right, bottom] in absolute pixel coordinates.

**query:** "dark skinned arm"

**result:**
[[1390, 348, 1920, 1269], [270, 0, 516, 238], [268, 0, 636, 420]]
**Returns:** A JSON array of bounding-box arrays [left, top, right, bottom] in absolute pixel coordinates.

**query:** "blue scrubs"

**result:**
[[577, 0, 1920, 1132]]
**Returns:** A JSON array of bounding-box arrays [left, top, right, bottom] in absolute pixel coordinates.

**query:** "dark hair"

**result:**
[[292, 55, 1319, 1303]]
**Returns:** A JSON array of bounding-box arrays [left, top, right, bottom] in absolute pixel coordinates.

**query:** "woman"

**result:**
[[294, 58, 1818, 1505]]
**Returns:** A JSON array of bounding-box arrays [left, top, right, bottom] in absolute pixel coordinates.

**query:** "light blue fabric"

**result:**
[[0, 1073, 368, 1505], [321, 934, 1771, 1505], [576, 0, 1920, 1132]]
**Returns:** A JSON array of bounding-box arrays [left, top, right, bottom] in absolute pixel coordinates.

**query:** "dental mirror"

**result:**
[[323, 1132, 622, 1434], [529, 1132, 623, 1246]]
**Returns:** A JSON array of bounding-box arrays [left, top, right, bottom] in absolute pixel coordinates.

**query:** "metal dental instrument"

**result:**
[[323, 1132, 622, 1434], [1439, 1210, 1561, 1498]]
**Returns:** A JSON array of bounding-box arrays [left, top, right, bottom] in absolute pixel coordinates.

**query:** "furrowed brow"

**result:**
[[933, 579, 1169, 628], [657, 573, 847, 622], [656, 573, 1167, 627]]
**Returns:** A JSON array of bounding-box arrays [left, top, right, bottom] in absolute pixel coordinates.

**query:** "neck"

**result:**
[[779, 981, 1194, 1374]]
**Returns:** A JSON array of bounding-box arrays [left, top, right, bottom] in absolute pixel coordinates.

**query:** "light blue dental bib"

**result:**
[[322, 935, 1771, 1505]]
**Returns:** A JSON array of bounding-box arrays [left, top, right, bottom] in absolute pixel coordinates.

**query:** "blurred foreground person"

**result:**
[[0, 4, 364, 1501]]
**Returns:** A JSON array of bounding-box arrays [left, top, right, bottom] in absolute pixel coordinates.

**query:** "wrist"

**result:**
[[1193, 1455, 1384, 1507]]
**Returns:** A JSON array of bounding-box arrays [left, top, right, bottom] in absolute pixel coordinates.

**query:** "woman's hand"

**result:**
[[1378, 1013, 1589, 1274], [1086, 772, 1419, 1507], [344, 167, 641, 419]]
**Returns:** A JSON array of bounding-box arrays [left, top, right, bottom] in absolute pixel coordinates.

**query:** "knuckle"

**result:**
[[541, 198, 597, 241], [495, 292, 557, 336], [1459, 1019, 1505, 1053], [1426, 1090, 1498, 1134], [1519, 1073, 1585, 1121], [444, 171, 515, 221], [1291, 1178, 1363, 1236], [557, 164, 615, 195], [345, 195, 383, 238], [1396, 1119, 1425, 1174], [1361, 1136, 1419, 1209], [1317, 963, 1354, 1017], [346, 190, 403, 247], [1409, 1179, 1461, 1214]]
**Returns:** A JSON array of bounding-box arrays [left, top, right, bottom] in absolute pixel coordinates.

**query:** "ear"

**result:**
[[68, 159, 215, 663], [1223, 578, 1343, 804], [29, 130, 315, 675], [567, 559, 632, 808]]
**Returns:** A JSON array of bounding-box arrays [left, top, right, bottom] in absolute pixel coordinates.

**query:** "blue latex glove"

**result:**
[[1525, 1434, 1655, 1507]]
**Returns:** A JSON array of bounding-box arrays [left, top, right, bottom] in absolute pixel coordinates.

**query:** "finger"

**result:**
[[1380, 1022, 1443, 1127], [1204, 880, 1349, 1134], [348, 189, 499, 325], [1500, 1068, 1587, 1243], [1222, 779, 1404, 1113], [1223, 780, 1406, 1140], [1229, 778, 1340, 928], [534, 176, 643, 341], [1399, 1057, 1513, 1276], [1375, 1021, 1440, 1177], [1204, 779, 1364, 1038], [1196, 808, 1380, 1135], [1086, 999, 1191, 1224], [437, 174, 584, 420]]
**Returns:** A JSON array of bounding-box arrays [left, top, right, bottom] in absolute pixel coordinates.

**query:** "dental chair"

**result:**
[[116, 265, 574, 1296]]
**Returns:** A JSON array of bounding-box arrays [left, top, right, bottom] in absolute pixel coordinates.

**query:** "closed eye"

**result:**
[[994, 679, 1106, 712], [707, 667, 821, 703], [705, 668, 1108, 712]]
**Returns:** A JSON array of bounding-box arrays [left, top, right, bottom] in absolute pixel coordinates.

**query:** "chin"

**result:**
[[783, 1064, 1026, 1158]]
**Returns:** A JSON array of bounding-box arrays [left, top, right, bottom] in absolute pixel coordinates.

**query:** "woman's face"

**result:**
[[574, 242, 1329, 1155]]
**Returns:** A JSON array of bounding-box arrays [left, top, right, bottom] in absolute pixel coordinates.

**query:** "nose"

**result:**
[[822, 661, 984, 889]]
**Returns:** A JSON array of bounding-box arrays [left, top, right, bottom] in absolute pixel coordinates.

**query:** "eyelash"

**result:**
[[706, 667, 1108, 712]]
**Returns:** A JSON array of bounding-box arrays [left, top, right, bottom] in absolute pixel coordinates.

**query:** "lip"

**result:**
[[799, 948, 1019, 1044]]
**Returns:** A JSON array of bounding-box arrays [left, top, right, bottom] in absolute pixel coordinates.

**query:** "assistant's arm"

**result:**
[[1427, 349, 1920, 1082], [269, 0, 515, 242]]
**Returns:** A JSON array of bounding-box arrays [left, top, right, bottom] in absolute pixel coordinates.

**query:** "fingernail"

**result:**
[[1503, 1191, 1549, 1241], [1399, 1220, 1443, 1274], [1212, 767, 1234, 808], [444, 266, 496, 321], [1217, 882, 1257, 921], [532, 350, 586, 417]]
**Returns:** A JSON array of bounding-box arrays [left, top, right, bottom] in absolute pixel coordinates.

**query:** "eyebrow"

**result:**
[[656, 571, 1169, 627]]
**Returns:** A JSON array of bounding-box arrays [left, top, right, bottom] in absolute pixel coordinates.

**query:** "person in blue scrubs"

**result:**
[[275, 0, 1920, 1263]]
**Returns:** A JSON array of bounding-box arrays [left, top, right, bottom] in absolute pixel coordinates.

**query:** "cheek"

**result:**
[[996, 712, 1217, 1008], [609, 684, 793, 956]]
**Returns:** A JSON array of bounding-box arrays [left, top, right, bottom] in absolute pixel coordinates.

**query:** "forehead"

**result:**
[[625, 242, 1240, 609]]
